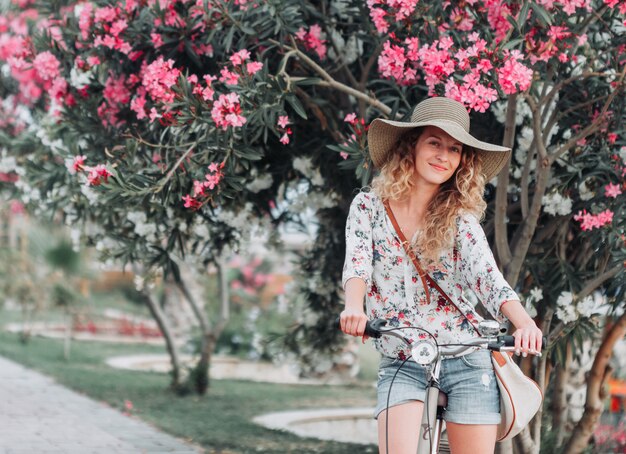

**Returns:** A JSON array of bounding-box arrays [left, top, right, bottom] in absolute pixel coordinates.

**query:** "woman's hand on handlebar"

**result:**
[[339, 309, 369, 337], [512, 322, 543, 357]]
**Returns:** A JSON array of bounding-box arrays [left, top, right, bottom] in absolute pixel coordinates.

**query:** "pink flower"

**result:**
[[86, 164, 111, 186], [69, 155, 86, 174], [78, 3, 94, 40], [607, 133, 618, 144], [277, 115, 290, 129], [142, 57, 181, 105], [193, 43, 214, 57], [605, 183, 622, 198], [497, 52, 533, 95], [379, 41, 411, 83], [110, 19, 127, 37], [148, 107, 160, 123], [87, 55, 101, 67], [369, 7, 388, 34], [340, 151, 349, 160], [130, 92, 147, 120], [182, 194, 201, 210], [246, 61, 263, 75], [219, 68, 239, 85], [33, 51, 61, 81], [94, 6, 118, 24], [211, 92, 246, 130], [295, 24, 327, 59], [205, 172, 222, 189], [344, 113, 357, 125], [574, 209, 614, 231], [229, 49, 251, 66], [208, 162, 221, 173], [103, 73, 131, 105], [124, 400, 133, 411], [280, 133, 290, 145], [150, 32, 164, 48]]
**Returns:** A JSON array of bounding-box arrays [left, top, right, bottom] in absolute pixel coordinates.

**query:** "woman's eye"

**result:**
[[451, 147, 461, 153], [429, 141, 440, 147]]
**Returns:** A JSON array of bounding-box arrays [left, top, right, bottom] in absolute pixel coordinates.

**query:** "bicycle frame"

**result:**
[[373, 320, 507, 454]]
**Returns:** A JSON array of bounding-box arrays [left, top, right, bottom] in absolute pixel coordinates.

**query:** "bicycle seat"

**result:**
[[438, 391, 448, 408]]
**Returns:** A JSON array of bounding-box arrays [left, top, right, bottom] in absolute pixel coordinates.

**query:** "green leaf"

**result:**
[[516, 1, 530, 30], [530, 2, 553, 26], [293, 77, 322, 86], [285, 95, 307, 119], [502, 38, 525, 51]]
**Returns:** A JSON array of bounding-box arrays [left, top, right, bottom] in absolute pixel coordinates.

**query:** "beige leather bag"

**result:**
[[491, 351, 543, 441]]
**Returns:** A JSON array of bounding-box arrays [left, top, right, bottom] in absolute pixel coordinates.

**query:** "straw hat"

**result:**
[[368, 97, 511, 181]]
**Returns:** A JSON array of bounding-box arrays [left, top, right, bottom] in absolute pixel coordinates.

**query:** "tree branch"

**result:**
[[494, 95, 516, 267], [520, 139, 537, 219], [549, 66, 626, 163], [564, 312, 626, 454], [577, 265, 621, 300], [273, 39, 395, 117]]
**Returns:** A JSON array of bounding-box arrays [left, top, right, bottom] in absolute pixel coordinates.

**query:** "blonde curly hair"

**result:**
[[371, 127, 487, 262]]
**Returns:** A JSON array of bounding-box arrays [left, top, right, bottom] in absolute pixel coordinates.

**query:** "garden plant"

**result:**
[[0, 0, 625, 453]]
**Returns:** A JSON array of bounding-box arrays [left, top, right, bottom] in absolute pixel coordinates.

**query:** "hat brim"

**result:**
[[368, 118, 511, 182]]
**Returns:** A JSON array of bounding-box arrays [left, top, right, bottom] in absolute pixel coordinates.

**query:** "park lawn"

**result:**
[[0, 329, 377, 454]]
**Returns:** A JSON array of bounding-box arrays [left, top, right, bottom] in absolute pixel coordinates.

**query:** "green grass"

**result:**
[[0, 328, 377, 453]]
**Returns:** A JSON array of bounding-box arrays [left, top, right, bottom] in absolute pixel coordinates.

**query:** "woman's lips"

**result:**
[[429, 163, 448, 171]]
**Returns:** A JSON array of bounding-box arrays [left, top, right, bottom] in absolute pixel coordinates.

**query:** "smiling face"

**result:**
[[411, 125, 463, 187]]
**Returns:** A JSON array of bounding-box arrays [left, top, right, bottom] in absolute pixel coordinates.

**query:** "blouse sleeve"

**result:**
[[456, 214, 519, 323], [342, 192, 374, 290]]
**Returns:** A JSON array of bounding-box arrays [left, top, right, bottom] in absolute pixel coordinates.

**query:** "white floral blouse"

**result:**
[[342, 191, 519, 359]]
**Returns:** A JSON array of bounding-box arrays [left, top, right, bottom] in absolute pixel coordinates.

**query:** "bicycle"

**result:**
[[338, 317, 545, 454]]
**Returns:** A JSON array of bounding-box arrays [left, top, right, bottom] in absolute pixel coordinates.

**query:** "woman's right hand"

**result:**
[[339, 309, 369, 337]]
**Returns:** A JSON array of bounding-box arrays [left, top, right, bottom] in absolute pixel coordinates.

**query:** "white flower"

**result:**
[[70, 66, 92, 89], [557, 291, 573, 308], [0, 155, 16, 173], [134, 222, 157, 239], [292, 157, 324, 186], [529, 287, 543, 303], [127, 211, 147, 224], [542, 192, 572, 216], [516, 127, 535, 156], [578, 179, 595, 201], [577, 295, 599, 318], [133, 275, 145, 291], [556, 304, 577, 324], [70, 228, 81, 252], [192, 222, 210, 240], [619, 146, 626, 164], [248, 173, 273, 193]]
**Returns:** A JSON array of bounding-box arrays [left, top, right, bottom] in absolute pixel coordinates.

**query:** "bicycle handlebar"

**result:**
[[336, 316, 547, 352]]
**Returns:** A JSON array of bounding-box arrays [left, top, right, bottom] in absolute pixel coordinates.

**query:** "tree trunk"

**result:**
[[176, 257, 230, 395], [553, 343, 571, 445], [497, 439, 513, 454], [563, 313, 626, 454], [142, 287, 183, 390], [63, 311, 73, 361]]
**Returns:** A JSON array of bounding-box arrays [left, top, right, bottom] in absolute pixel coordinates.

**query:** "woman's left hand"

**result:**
[[512, 322, 543, 357]]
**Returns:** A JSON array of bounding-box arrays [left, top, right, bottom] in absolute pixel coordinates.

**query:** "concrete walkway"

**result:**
[[0, 356, 201, 454]]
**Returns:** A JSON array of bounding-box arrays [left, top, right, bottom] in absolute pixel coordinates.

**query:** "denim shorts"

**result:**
[[375, 350, 501, 425]]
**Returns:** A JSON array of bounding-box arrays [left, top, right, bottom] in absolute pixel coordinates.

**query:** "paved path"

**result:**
[[0, 356, 201, 454]]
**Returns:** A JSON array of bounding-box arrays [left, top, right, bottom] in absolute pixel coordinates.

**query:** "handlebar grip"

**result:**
[[335, 316, 386, 339], [496, 335, 548, 350]]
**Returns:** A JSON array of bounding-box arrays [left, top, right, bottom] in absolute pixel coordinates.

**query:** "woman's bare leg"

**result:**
[[377, 401, 424, 454], [446, 422, 497, 454]]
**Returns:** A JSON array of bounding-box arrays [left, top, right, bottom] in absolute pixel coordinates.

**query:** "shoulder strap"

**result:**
[[383, 201, 481, 334]]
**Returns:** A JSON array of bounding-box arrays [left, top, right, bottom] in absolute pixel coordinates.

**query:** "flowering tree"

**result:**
[[1, 0, 625, 450]]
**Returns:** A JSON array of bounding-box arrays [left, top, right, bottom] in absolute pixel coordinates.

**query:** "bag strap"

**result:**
[[383, 200, 481, 334]]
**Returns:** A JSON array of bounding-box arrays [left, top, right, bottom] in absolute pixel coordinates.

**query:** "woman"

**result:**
[[339, 97, 542, 454]]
